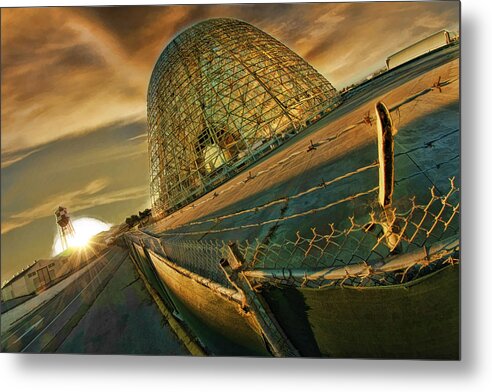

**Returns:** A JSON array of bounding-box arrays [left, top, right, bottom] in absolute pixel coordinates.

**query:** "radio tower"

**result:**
[[55, 206, 75, 251]]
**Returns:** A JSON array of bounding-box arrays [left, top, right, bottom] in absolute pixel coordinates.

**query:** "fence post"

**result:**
[[219, 242, 300, 357], [375, 101, 399, 250], [376, 101, 395, 207]]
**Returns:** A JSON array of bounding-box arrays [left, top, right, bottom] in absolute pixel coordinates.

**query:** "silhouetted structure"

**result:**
[[55, 206, 75, 251]]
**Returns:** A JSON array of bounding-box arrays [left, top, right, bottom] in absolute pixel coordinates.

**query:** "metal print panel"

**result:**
[[1, 1, 460, 359]]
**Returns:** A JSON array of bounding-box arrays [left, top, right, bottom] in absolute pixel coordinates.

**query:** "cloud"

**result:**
[[127, 133, 147, 142], [1, 147, 43, 169], [1, 177, 148, 234], [1, 117, 150, 278], [1, 8, 147, 158], [1, 3, 459, 159], [1, 178, 109, 234]]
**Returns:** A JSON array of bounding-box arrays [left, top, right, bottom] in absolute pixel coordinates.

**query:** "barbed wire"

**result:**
[[157, 186, 378, 237], [132, 74, 460, 289], [148, 119, 365, 235], [394, 128, 459, 158], [135, 178, 459, 289], [156, 162, 378, 235], [148, 75, 458, 237]]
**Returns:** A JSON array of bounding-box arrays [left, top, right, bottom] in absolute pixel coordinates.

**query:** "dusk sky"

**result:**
[[1, 2, 459, 281]]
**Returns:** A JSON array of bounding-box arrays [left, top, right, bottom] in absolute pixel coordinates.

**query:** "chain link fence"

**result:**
[[135, 177, 459, 289], [132, 74, 460, 291], [240, 177, 459, 270], [159, 238, 233, 288]]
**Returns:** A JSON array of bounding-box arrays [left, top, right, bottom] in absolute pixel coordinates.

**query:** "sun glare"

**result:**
[[52, 217, 111, 256]]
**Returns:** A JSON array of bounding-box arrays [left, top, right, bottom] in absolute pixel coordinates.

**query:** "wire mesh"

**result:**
[[238, 178, 459, 287], [148, 18, 341, 215], [131, 178, 459, 289], [159, 238, 232, 288]]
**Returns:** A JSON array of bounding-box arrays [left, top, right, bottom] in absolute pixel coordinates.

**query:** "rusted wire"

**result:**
[[148, 76, 459, 237], [131, 179, 459, 289]]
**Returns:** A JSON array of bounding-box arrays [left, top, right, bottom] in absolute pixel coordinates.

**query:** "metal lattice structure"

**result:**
[[54, 206, 75, 251], [148, 18, 341, 215]]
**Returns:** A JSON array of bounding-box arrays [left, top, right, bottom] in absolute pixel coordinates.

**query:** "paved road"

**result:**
[[1, 247, 127, 353], [55, 251, 190, 355]]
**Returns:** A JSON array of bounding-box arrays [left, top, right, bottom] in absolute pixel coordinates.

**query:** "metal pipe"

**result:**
[[243, 236, 459, 283]]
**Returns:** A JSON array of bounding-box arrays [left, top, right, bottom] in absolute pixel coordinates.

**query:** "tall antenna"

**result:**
[[55, 206, 75, 251]]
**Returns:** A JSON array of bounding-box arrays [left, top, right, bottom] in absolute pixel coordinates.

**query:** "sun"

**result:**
[[52, 217, 111, 255]]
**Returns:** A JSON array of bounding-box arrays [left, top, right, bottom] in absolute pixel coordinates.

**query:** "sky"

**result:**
[[0, 1, 459, 281]]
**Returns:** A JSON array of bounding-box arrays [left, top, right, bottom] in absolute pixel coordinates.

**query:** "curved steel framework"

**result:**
[[148, 18, 341, 215]]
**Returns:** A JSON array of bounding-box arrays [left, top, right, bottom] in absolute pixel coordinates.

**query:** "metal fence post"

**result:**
[[219, 242, 300, 357], [376, 101, 395, 207], [375, 101, 399, 250]]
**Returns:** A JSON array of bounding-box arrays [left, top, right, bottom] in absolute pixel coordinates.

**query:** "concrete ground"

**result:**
[[1, 249, 111, 334], [57, 249, 188, 355], [1, 294, 35, 314], [1, 246, 189, 355]]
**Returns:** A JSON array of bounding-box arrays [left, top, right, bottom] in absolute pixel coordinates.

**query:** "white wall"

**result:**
[[386, 30, 451, 69]]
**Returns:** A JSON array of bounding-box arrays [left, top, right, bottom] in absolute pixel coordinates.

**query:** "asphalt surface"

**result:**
[[1, 247, 126, 353], [56, 250, 189, 355]]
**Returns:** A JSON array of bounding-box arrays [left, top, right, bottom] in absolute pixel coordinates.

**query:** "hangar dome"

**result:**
[[148, 18, 341, 215]]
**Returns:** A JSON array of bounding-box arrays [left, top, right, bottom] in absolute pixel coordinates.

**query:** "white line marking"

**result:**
[[12, 319, 43, 345], [21, 251, 122, 352], [2, 248, 114, 336]]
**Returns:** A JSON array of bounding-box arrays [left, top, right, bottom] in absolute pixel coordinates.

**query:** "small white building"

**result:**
[[386, 30, 455, 70], [1, 257, 66, 301], [2, 236, 110, 302]]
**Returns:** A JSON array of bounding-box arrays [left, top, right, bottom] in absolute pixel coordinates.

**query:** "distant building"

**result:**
[[386, 30, 456, 70], [1, 257, 65, 301], [148, 18, 341, 216], [2, 229, 112, 302]]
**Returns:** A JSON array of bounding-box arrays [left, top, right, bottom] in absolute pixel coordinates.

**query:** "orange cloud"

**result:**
[[1, 177, 148, 234], [1, 3, 459, 163]]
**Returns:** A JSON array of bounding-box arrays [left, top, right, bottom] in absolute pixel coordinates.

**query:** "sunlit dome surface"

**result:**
[[52, 217, 111, 255], [148, 18, 341, 215]]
